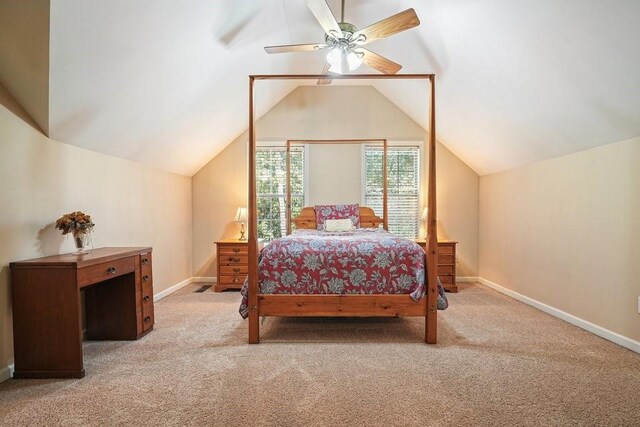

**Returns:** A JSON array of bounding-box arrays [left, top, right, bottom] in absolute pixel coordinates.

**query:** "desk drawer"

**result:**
[[140, 253, 152, 268], [219, 265, 248, 275], [142, 308, 154, 332], [141, 270, 153, 288], [78, 257, 135, 287], [142, 286, 154, 332]]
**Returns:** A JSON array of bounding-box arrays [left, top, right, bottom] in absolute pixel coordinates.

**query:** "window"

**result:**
[[364, 146, 420, 239], [256, 146, 305, 240]]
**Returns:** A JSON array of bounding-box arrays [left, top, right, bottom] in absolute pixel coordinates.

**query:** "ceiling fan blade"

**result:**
[[264, 43, 329, 54], [214, 0, 263, 46], [359, 49, 402, 74], [306, 0, 343, 38], [318, 63, 333, 85], [354, 8, 420, 45]]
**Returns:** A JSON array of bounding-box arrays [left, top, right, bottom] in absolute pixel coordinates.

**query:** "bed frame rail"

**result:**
[[259, 294, 427, 317]]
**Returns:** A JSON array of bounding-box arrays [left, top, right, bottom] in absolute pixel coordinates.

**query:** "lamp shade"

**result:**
[[421, 207, 429, 221], [234, 207, 248, 222]]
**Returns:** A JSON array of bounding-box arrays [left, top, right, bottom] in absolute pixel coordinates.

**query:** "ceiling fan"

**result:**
[[264, 0, 420, 84]]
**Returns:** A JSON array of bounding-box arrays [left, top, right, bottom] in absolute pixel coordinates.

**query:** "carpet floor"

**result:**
[[0, 283, 639, 426]]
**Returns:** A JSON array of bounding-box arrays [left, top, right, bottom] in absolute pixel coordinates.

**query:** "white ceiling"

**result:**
[[12, 0, 640, 175]]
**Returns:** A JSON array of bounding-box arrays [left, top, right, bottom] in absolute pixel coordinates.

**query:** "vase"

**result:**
[[73, 233, 90, 254]]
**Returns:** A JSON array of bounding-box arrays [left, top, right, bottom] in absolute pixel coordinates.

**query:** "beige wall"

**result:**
[[308, 144, 362, 206], [0, 0, 50, 133], [0, 102, 193, 376], [193, 85, 480, 279], [479, 137, 640, 342]]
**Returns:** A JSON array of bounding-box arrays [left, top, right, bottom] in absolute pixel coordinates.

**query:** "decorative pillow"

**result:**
[[314, 204, 360, 230], [324, 218, 354, 232]]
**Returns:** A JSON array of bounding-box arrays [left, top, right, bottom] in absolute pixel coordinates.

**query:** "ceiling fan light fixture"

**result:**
[[327, 47, 343, 73], [346, 51, 363, 71]]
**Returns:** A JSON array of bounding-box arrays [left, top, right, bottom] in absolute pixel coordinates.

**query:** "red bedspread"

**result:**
[[239, 229, 448, 318]]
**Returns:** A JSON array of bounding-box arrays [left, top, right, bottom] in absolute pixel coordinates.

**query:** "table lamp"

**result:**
[[421, 207, 429, 238], [234, 207, 248, 240]]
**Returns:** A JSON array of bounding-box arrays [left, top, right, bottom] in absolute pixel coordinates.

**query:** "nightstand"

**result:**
[[215, 239, 248, 292], [415, 240, 459, 293]]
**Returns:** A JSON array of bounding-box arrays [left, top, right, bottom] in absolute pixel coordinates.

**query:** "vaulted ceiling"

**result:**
[[1, 0, 639, 176]]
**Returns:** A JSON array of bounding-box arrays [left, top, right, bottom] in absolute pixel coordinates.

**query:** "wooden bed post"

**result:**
[[248, 76, 259, 344], [286, 140, 292, 235], [382, 139, 389, 231], [426, 75, 438, 344]]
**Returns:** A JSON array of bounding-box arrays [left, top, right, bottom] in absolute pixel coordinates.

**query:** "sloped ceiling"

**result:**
[[4, 0, 640, 175], [0, 0, 50, 134]]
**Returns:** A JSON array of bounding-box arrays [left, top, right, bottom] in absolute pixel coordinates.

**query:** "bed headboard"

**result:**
[[292, 206, 384, 230]]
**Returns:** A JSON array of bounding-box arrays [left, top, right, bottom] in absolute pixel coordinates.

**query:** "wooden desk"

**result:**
[[10, 247, 154, 379]]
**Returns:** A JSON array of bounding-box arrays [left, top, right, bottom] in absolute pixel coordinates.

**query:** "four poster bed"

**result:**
[[245, 74, 440, 344]]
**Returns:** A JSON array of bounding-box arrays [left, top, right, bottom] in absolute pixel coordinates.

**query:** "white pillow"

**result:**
[[324, 218, 354, 232]]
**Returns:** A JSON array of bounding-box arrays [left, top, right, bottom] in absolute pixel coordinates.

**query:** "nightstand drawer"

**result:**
[[219, 265, 248, 275], [219, 255, 248, 265], [439, 255, 455, 264], [438, 265, 455, 275], [439, 274, 454, 284], [219, 245, 248, 255], [438, 245, 455, 255], [218, 275, 246, 286]]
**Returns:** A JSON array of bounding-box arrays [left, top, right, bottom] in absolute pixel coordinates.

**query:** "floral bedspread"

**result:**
[[239, 228, 448, 318]]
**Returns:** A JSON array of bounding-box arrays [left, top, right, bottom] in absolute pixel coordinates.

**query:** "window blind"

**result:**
[[256, 146, 304, 240], [364, 146, 420, 239]]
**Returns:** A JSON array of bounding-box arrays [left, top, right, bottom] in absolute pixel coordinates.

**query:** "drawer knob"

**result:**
[[107, 266, 116, 275], [232, 248, 240, 253], [233, 268, 240, 273], [232, 278, 239, 283], [143, 295, 150, 303], [144, 316, 151, 324], [229, 257, 240, 263], [143, 275, 150, 282], [142, 258, 149, 265]]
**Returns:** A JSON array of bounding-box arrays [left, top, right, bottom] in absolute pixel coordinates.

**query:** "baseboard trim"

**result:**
[[457, 276, 479, 283], [478, 277, 640, 354], [0, 364, 14, 383], [153, 277, 218, 302], [191, 276, 216, 283], [154, 277, 193, 302]]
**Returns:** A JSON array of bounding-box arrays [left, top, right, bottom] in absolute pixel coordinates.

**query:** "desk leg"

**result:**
[[85, 273, 138, 340], [12, 268, 84, 379]]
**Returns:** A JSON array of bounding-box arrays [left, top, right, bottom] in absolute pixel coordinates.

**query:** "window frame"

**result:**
[[361, 140, 425, 239], [254, 141, 309, 240]]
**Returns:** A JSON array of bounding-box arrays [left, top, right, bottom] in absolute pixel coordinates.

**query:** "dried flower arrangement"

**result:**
[[55, 211, 95, 236]]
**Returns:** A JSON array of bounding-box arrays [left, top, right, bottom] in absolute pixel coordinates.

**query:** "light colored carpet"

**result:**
[[0, 283, 639, 426]]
